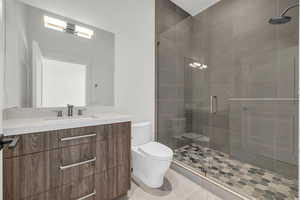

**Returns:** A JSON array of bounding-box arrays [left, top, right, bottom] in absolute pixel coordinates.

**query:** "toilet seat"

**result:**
[[138, 142, 173, 161]]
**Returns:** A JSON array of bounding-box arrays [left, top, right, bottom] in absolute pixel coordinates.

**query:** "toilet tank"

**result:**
[[132, 121, 152, 146]]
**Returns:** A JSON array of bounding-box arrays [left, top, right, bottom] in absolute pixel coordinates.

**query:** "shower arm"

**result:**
[[281, 3, 299, 16]]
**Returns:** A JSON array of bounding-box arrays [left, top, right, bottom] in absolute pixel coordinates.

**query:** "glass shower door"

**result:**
[[180, 55, 231, 174], [156, 0, 299, 199]]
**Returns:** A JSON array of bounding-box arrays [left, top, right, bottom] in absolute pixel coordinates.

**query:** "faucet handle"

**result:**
[[67, 104, 74, 117], [53, 110, 63, 117], [78, 108, 87, 116]]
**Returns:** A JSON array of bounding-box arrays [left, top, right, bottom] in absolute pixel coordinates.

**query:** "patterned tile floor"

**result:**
[[174, 144, 298, 200]]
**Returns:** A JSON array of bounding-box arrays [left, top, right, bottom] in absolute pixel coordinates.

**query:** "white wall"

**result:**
[[4, 1, 28, 108], [8, 0, 156, 130], [113, 1, 155, 128]]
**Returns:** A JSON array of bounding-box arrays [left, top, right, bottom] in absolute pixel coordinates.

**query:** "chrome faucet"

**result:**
[[78, 108, 86, 116], [67, 104, 74, 117]]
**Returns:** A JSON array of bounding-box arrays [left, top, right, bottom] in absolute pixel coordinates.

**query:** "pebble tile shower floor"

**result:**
[[174, 144, 298, 200]]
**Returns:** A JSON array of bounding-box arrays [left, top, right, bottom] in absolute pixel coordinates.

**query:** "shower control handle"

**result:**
[[210, 96, 218, 114]]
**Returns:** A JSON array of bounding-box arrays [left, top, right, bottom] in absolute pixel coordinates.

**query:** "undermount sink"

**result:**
[[45, 115, 98, 123]]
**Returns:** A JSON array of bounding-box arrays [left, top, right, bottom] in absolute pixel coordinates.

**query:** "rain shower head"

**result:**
[[269, 15, 292, 25], [269, 3, 298, 25]]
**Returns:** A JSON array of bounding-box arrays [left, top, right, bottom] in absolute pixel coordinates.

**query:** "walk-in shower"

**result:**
[[156, 0, 299, 199]]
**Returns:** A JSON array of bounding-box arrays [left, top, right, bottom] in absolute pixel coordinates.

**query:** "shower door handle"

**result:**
[[210, 96, 214, 114], [293, 56, 298, 104], [210, 96, 218, 114]]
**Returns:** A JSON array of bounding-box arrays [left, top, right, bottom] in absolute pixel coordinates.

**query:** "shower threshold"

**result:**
[[174, 144, 298, 200]]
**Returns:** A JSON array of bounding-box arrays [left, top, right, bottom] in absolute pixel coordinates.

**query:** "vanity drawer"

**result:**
[[21, 188, 60, 200], [22, 168, 125, 200], [4, 150, 60, 200], [58, 125, 108, 147], [23, 175, 96, 200], [59, 142, 97, 185], [3, 131, 59, 158], [60, 175, 96, 200], [59, 140, 108, 185]]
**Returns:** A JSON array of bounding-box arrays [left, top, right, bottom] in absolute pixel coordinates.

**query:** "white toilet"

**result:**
[[131, 122, 173, 188]]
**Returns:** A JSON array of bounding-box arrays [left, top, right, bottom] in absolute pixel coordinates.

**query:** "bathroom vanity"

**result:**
[[2, 114, 131, 200]]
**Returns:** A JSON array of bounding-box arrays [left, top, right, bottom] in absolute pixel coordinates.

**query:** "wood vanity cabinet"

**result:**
[[3, 122, 131, 200]]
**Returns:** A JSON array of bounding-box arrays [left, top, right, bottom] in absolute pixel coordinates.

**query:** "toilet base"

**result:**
[[132, 167, 166, 188], [131, 173, 173, 197], [132, 172, 165, 188]]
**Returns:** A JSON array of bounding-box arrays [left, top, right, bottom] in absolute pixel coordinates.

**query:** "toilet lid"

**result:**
[[139, 142, 173, 160]]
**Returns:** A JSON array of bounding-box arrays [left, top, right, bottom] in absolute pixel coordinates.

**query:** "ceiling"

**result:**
[[19, 0, 125, 32], [170, 0, 221, 16]]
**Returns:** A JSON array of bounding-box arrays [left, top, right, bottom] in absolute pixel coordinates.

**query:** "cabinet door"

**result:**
[[117, 122, 131, 168], [107, 165, 130, 200], [95, 140, 108, 174], [108, 122, 131, 169], [95, 172, 109, 200], [4, 150, 60, 200]]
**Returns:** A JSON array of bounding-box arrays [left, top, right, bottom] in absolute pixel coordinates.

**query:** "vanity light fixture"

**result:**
[[189, 63, 197, 68], [200, 64, 208, 70], [189, 62, 201, 68], [44, 16, 94, 39], [194, 62, 201, 67], [75, 25, 94, 39], [44, 16, 67, 32], [189, 62, 208, 70]]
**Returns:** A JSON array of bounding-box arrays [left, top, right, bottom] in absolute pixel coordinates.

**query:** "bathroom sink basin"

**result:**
[[45, 115, 98, 123]]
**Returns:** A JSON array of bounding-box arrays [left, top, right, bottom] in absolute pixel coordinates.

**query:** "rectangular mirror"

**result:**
[[4, 0, 115, 108]]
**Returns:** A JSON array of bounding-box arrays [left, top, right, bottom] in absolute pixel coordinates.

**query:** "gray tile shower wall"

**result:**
[[229, 100, 298, 179], [189, 0, 299, 152]]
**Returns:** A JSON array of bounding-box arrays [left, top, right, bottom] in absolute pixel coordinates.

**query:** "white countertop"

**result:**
[[3, 112, 132, 136]]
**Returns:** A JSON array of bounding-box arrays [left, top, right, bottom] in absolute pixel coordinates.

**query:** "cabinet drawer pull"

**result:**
[[60, 134, 97, 142], [77, 191, 96, 200], [60, 157, 96, 170]]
